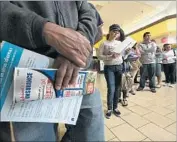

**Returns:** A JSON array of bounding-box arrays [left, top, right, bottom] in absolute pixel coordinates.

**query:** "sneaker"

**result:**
[[121, 99, 128, 106], [156, 84, 161, 88], [134, 81, 139, 84], [169, 84, 174, 88], [137, 87, 143, 91], [105, 110, 112, 119], [113, 109, 121, 117], [151, 88, 156, 93], [129, 90, 136, 95], [118, 99, 122, 103], [163, 83, 169, 87]]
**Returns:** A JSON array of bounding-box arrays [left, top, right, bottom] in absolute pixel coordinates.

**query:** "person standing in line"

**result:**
[[0, 1, 105, 141], [126, 43, 141, 95], [137, 32, 157, 93], [155, 46, 163, 88], [97, 24, 125, 119], [162, 44, 176, 87]]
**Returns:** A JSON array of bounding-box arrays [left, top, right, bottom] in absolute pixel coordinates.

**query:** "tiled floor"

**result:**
[[59, 74, 176, 141]]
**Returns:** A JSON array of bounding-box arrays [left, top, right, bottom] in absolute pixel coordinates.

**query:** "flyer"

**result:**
[[0, 41, 96, 125], [114, 36, 136, 53], [13, 68, 96, 103]]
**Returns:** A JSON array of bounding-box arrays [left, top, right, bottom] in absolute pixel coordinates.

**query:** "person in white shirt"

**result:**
[[137, 32, 157, 93], [162, 44, 176, 87], [97, 24, 125, 119]]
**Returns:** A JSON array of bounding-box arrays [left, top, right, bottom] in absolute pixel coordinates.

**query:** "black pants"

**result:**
[[163, 63, 176, 84]]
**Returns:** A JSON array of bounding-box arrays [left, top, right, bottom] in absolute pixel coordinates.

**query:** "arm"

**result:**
[[139, 43, 157, 53], [76, 1, 98, 45], [88, 3, 104, 44], [144, 42, 157, 53], [0, 2, 48, 49], [97, 43, 112, 60], [135, 48, 141, 57], [94, 9, 104, 44]]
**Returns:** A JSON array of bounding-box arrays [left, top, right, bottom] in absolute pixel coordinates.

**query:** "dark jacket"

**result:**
[[0, 1, 98, 58]]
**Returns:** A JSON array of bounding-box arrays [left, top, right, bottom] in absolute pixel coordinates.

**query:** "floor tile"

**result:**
[[108, 138, 120, 141], [143, 112, 175, 128], [104, 114, 126, 128], [129, 98, 153, 107], [139, 123, 176, 141], [166, 112, 176, 121], [121, 113, 150, 129], [118, 105, 132, 116], [111, 123, 146, 141], [165, 123, 176, 135], [148, 105, 173, 115], [126, 101, 137, 107], [142, 138, 152, 141], [105, 126, 116, 141], [128, 105, 152, 116], [165, 104, 176, 111]]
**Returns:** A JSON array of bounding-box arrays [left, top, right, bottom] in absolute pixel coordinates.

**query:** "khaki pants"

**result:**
[[130, 60, 141, 81]]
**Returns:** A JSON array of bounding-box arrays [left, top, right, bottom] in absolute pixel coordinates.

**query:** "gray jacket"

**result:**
[[0, 1, 98, 58], [139, 42, 157, 64]]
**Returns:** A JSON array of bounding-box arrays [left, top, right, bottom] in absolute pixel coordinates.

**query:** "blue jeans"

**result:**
[[0, 89, 105, 141], [140, 64, 156, 89], [104, 65, 122, 110]]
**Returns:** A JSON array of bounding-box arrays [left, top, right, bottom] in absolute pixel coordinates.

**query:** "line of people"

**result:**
[[98, 26, 176, 119]]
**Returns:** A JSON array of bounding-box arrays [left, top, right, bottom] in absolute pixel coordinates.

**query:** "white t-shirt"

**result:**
[[162, 50, 176, 64], [97, 40, 123, 65]]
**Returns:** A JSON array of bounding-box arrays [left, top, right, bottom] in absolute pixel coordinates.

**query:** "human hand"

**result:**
[[111, 52, 120, 58], [43, 22, 92, 68], [53, 56, 79, 90]]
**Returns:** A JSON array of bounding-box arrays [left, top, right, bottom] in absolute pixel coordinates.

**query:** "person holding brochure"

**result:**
[[97, 24, 126, 119], [0, 1, 104, 141]]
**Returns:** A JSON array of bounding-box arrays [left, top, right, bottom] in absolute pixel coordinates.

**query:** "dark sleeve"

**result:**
[[76, 1, 98, 45], [0, 2, 48, 49]]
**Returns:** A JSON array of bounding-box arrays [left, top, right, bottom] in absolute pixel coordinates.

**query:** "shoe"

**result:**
[[118, 99, 122, 103], [137, 87, 143, 91], [163, 83, 169, 87], [121, 99, 128, 106], [113, 109, 121, 117], [156, 84, 161, 88], [129, 90, 136, 95], [105, 110, 112, 119], [151, 88, 156, 93], [134, 81, 139, 83], [169, 84, 174, 88]]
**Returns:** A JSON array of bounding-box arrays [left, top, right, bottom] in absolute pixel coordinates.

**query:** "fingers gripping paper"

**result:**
[[0, 41, 96, 125]]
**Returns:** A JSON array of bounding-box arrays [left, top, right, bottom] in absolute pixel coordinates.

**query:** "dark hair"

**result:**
[[117, 28, 125, 42], [163, 43, 171, 47], [106, 28, 125, 42], [143, 32, 150, 38], [132, 43, 137, 50], [163, 43, 171, 51], [106, 34, 110, 40]]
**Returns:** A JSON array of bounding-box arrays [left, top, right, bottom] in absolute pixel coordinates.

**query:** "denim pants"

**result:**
[[140, 64, 156, 89], [104, 65, 122, 110], [0, 89, 105, 142]]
